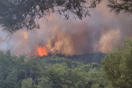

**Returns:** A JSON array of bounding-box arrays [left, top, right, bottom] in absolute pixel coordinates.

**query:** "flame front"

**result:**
[[36, 45, 48, 56]]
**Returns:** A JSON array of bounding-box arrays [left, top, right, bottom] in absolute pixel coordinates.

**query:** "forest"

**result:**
[[0, 38, 132, 88]]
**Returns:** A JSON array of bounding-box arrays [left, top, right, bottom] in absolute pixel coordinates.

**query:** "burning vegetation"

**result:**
[[36, 45, 49, 57]]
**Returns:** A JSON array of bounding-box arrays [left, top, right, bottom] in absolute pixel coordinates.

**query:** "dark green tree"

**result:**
[[6, 69, 18, 88], [0, 50, 46, 88], [0, 51, 19, 88]]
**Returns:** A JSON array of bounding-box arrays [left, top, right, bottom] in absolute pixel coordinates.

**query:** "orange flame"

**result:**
[[36, 45, 48, 56]]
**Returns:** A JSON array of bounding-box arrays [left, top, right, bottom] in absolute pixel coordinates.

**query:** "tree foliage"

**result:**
[[38, 62, 105, 88], [21, 78, 33, 88], [0, 51, 45, 88], [102, 38, 132, 88], [0, 50, 105, 88], [0, 0, 101, 33], [108, 0, 132, 14]]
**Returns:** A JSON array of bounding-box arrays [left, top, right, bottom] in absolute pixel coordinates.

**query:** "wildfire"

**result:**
[[36, 45, 49, 56]]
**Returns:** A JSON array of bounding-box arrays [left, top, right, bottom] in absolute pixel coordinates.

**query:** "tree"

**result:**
[[6, 69, 19, 88], [0, 51, 19, 88], [0, 50, 106, 88], [102, 38, 132, 88], [0, 0, 101, 33], [21, 78, 42, 88], [0, 50, 46, 88], [38, 62, 105, 88], [21, 78, 33, 88], [108, 0, 132, 14]]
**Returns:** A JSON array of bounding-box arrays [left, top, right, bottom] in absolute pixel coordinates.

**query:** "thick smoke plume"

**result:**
[[0, 0, 132, 57], [46, 28, 75, 55]]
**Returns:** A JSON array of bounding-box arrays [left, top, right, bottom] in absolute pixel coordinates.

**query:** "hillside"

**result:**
[[40, 52, 106, 64]]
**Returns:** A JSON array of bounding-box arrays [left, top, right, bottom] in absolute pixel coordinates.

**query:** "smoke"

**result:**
[[94, 29, 121, 53], [46, 28, 75, 55], [0, 0, 132, 57]]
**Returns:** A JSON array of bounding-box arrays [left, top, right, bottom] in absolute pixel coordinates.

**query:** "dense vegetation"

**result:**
[[0, 51, 105, 88], [0, 38, 132, 88]]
